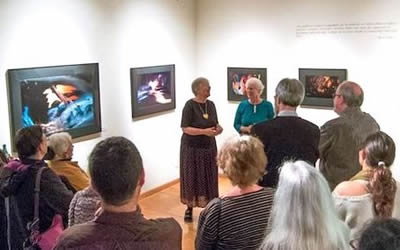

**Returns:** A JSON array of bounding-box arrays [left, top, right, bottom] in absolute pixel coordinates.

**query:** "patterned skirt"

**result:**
[[180, 135, 218, 208]]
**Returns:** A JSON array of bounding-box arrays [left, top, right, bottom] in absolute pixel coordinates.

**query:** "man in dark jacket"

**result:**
[[0, 125, 73, 249], [319, 81, 379, 190], [251, 78, 320, 188], [55, 137, 182, 250]]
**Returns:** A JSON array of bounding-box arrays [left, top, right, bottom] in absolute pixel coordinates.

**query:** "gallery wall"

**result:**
[[1, 0, 399, 191], [196, 0, 400, 179], [0, 0, 196, 191]]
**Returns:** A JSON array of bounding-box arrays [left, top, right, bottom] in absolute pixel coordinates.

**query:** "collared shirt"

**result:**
[[55, 210, 182, 250], [277, 110, 298, 117]]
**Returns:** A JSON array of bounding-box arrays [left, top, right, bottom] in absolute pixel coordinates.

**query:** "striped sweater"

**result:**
[[196, 187, 275, 250]]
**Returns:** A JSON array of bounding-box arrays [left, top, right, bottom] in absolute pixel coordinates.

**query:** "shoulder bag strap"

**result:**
[[33, 167, 46, 224], [5, 197, 11, 250]]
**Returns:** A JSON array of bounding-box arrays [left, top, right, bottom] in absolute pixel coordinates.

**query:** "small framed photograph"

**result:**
[[130, 64, 175, 118], [227, 67, 267, 101], [299, 68, 347, 107], [7, 63, 102, 147]]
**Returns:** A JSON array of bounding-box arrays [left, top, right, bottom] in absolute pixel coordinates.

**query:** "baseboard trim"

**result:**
[[140, 178, 180, 200]]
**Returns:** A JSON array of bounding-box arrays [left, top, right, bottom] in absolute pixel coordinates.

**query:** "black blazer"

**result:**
[[251, 116, 320, 188]]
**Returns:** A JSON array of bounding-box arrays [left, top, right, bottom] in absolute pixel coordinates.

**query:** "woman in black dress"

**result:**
[[180, 77, 223, 222]]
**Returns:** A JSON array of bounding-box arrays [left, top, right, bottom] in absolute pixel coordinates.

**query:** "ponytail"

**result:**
[[368, 164, 397, 217]]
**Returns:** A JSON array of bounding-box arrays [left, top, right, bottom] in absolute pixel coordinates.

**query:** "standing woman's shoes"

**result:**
[[184, 208, 193, 222]]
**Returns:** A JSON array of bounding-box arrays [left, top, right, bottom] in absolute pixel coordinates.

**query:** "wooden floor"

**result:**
[[139, 176, 233, 250]]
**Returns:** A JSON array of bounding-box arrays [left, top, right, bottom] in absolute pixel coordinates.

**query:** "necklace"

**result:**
[[198, 102, 208, 119]]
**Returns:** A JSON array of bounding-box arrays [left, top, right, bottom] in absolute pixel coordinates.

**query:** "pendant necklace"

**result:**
[[198, 102, 209, 119]]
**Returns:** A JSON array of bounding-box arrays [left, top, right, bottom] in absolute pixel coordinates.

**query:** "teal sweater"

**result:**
[[234, 100, 274, 133]]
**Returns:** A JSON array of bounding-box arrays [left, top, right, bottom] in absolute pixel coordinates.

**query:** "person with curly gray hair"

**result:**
[[196, 135, 274, 250]]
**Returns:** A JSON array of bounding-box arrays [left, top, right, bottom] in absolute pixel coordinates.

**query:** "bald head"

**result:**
[[337, 81, 364, 107]]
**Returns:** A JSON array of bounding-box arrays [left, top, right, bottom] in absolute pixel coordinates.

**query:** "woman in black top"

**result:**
[[180, 77, 223, 222]]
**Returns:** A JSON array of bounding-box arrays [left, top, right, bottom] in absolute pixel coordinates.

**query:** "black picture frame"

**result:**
[[130, 64, 176, 118], [299, 68, 347, 108], [6, 63, 102, 147], [227, 67, 267, 101]]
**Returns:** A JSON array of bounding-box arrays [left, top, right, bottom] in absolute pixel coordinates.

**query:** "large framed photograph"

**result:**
[[299, 68, 347, 107], [7, 63, 102, 146], [130, 64, 175, 118], [227, 67, 267, 101]]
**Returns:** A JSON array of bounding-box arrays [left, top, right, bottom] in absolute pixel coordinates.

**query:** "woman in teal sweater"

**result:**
[[234, 78, 274, 134]]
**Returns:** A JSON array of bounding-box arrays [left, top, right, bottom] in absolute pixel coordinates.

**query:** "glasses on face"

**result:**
[[333, 93, 342, 98]]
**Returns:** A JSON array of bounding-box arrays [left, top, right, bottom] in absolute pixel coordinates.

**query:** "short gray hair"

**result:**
[[246, 77, 264, 94], [337, 81, 364, 107], [48, 132, 72, 158], [275, 78, 304, 107], [191, 77, 209, 96], [260, 161, 349, 250]]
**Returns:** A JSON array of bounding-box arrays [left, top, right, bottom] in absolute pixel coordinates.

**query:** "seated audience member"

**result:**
[[260, 160, 349, 250], [357, 218, 400, 250], [46, 132, 89, 192], [333, 131, 399, 240], [68, 186, 101, 227], [196, 135, 275, 250], [0, 125, 73, 249], [55, 137, 182, 249]]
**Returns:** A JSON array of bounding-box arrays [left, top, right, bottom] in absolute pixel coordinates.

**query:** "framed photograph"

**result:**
[[7, 63, 102, 146], [227, 67, 267, 101], [299, 68, 347, 107], [130, 64, 175, 118]]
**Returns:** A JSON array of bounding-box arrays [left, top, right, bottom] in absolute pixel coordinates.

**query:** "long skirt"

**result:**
[[180, 136, 218, 208]]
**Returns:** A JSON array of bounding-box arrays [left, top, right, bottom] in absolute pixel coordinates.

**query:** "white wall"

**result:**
[[196, 0, 400, 178], [1, 0, 399, 190], [0, 0, 196, 191]]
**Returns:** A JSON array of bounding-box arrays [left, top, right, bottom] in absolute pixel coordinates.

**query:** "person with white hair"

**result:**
[[46, 132, 89, 192], [260, 160, 350, 250], [234, 77, 274, 134]]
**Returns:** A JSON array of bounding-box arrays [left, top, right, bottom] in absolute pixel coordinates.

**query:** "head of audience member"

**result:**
[[192, 77, 211, 101], [88, 136, 144, 211], [334, 81, 364, 114], [274, 78, 305, 114], [46, 132, 74, 161], [260, 160, 349, 250], [245, 78, 264, 103], [357, 218, 400, 250], [217, 135, 266, 189], [359, 131, 396, 217], [15, 124, 47, 160]]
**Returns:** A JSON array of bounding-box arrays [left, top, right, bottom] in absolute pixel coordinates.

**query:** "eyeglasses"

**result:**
[[333, 94, 342, 98]]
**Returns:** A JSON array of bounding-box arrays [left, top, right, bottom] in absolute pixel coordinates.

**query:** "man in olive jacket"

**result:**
[[319, 81, 379, 190]]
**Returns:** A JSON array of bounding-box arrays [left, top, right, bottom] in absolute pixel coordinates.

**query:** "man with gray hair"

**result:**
[[251, 78, 320, 188], [319, 81, 379, 190]]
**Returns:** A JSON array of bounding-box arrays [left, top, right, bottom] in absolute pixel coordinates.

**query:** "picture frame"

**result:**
[[227, 67, 267, 101], [130, 64, 176, 118], [7, 63, 102, 147], [299, 68, 347, 107]]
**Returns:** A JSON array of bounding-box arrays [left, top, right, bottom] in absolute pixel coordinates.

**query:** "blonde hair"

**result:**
[[217, 135, 266, 188], [48, 132, 72, 159]]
